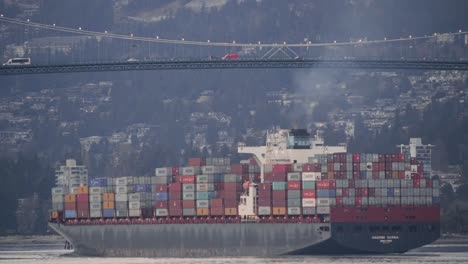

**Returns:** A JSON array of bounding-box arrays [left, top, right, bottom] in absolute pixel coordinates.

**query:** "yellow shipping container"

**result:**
[[224, 208, 237, 216], [64, 194, 76, 203], [103, 193, 115, 201], [327, 172, 334, 179], [196, 208, 209, 216], [392, 171, 399, 179], [103, 201, 114, 209], [77, 186, 89, 194], [272, 207, 286, 215]]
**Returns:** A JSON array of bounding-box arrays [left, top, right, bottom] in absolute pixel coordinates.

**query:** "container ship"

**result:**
[[48, 129, 440, 257]]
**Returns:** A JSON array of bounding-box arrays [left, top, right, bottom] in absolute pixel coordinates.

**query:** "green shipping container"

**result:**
[[303, 181, 316, 190], [272, 182, 287, 190]]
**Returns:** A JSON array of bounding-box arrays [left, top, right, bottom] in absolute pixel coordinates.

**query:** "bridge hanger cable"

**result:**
[[0, 15, 466, 48]]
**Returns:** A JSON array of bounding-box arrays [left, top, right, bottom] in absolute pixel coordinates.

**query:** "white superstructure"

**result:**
[[55, 159, 88, 193], [238, 128, 346, 182]]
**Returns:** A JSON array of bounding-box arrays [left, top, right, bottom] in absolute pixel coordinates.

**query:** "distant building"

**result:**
[[55, 159, 88, 193], [398, 138, 433, 178]]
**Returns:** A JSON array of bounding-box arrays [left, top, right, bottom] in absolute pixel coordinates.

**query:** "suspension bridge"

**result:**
[[1, 15, 468, 75]]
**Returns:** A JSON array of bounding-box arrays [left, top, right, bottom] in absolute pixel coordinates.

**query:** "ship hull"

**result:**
[[49, 221, 439, 257]]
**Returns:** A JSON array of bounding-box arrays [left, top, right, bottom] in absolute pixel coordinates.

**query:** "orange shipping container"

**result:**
[[224, 208, 237, 216], [65, 194, 76, 203], [77, 186, 89, 194], [50, 210, 59, 219], [103, 201, 115, 209], [196, 208, 209, 216], [327, 172, 334, 179], [272, 207, 286, 215], [103, 193, 115, 201]]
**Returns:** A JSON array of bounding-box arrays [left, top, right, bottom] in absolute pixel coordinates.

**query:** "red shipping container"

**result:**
[[76, 194, 88, 202], [169, 183, 182, 192], [317, 180, 336, 189], [353, 171, 360, 179], [327, 163, 334, 172], [413, 179, 420, 188], [427, 180, 433, 188], [302, 163, 313, 172], [368, 188, 375, 197], [258, 198, 271, 206], [358, 188, 368, 197], [336, 197, 343, 206], [169, 191, 181, 200], [65, 202, 76, 210], [241, 174, 250, 182], [77, 209, 89, 218], [210, 207, 224, 216], [287, 181, 301, 190], [272, 190, 286, 200], [272, 199, 286, 207], [352, 163, 360, 172], [398, 171, 405, 179], [76, 202, 89, 210], [180, 175, 196, 184], [340, 163, 347, 172], [352, 154, 360, 162], [210, 198, 223, 208], [154, 184, 168, 192], [220, 190, 239, 199], [372, 171, 379, 179], [258, 183, 272, 191], [272, 164, 292, 173], [169, 208, 182, 216], [172, 167, 179, 176], [223, 199, 238, 208], [169, 200, 182, 208], [188, 158, 206, 167], [302, 190, 316, 198], [348, 180, 355, 188], [154, 201, 168, 209], [355, 197, 362, 206], [342, 188, 350, 197], [183, 200, 195, 208], [224, 182, 241, 191], [231, 164, 248, 174]]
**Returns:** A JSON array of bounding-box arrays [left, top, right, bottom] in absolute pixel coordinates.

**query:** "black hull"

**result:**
[[49, 221, 439, 257]]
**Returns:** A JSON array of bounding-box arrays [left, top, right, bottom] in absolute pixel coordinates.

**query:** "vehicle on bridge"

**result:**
[[3, 57, 31, 66], [222, 53, 239, 60]]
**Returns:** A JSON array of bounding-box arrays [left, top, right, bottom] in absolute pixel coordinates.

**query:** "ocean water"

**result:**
[[1, 243, 468, 264]]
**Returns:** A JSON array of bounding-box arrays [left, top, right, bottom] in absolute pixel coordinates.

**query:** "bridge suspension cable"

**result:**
[[0, 15, 466, 48]]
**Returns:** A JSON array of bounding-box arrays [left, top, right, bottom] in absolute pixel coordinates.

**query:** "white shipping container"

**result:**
[[181, 166, 200, 175], [183, 192, 195, 200], [129, 201, 142, 210], [155, 209, 168, 216], [115, 194, 128, 202], [196, 183, 214, 192], [89, 194, 102, 203], [433, 188, 440, 197], [293, 163, 303, 172], [89, 187, 105, 194], [258, 206, 271, 215], [287, 172, 301, 181], [155, 167, 172, 177], [183, 184, 195, 192], [52, 195, 64, 203], [116, 186, 131, 194], [196, 200, 209, 208], [90, 210, 102, 218], [302, 172, 320, 181], [69, 187, 79, 194], [316, 206, 331, 214], [302, 198, 316, 207], [116, 177, 134, 186], [317, 198, 336, 206], [51, 187, 65, 196], [90, 202, 102, 210], [287, 207, 301, 215], [129, 209, 141, 217]]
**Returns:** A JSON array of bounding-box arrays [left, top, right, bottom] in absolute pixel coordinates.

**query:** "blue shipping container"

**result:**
[[134, 184, 152, 193], [317, 189, 336, 198], [90, 178, 108, 187], [65, 210, 77, 218], [387, 188, 394, 197], [432, 197, 440, 204], [103, 209, 115, 218], [153, 192, 168, 201]]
